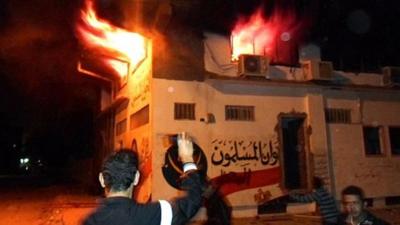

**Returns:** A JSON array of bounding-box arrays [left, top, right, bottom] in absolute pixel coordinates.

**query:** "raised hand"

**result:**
[[177, 132, 194, 164]]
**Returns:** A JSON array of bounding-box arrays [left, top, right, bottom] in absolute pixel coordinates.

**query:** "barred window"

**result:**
[[325, 108, 351, 123], [130, 105, 149, 130], [116, 119, 127, 136], [174, 103, 195, 120], [225, 105, 255, 121]]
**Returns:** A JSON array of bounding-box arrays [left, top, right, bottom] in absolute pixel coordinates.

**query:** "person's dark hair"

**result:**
[[102, 149, 138, 192], [341, 185, 365, 200], [313, 176, 324, 189]]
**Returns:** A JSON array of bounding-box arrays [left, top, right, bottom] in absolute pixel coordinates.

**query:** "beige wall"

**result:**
[[326, 92, 400, 199], [305, 94, 334, 192], [112, 69, 400, 216], [114, 41, 153, 203], [151, 78, 313, 216], [149, 78, 400, 215], [109, 39, 400, 214]]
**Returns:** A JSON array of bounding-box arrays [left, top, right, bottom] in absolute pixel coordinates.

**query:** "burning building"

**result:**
[[76, 0, 400, 219]]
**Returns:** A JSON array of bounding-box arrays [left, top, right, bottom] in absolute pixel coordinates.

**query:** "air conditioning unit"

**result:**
[[301, 60, 333, 81], [382, 66, 400, 86], [238, 54, 270, 77]]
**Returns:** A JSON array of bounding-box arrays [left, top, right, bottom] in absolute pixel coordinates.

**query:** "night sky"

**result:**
[[200, 0, 400, 71], [0, 0, 96, 172], [1, 0, 400, 173]]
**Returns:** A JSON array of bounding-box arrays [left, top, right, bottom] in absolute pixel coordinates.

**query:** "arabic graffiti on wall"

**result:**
[[209, 137, 281, 197], [210, 166, 281, 196], [211, 139, 279, 167], [131, 73, 150, 107]]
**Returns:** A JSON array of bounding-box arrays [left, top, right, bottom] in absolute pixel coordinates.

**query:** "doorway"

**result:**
[[279, 114, 309, 190]]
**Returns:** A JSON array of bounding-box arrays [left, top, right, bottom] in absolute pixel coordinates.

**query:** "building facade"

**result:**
[[91, 33, 400, 218]]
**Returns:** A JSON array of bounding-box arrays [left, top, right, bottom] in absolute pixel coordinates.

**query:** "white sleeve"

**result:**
[[158, 200, 173, 225], [183, 162, 197, 172]]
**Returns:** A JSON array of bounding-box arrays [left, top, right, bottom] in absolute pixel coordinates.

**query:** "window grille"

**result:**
[[174, 103, 195, 120], [225, 105, 255, 121], [325, 108, 351, 123]]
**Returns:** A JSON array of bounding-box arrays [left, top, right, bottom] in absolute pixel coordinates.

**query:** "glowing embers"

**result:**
[[76, 0, 146, 79]]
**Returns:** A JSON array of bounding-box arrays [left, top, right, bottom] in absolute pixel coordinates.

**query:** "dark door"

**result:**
[[280, 116, 308, 190]]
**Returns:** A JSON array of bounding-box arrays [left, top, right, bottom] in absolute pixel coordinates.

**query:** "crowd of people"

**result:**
[[82, 133, 391, 225]]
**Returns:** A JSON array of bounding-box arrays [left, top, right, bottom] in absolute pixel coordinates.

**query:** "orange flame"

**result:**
[[231, 7, 307, 63], [231, 9, 278, 61], [76, 0, 146, 78]]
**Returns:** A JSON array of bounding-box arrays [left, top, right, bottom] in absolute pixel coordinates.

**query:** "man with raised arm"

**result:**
[[83, 133, 204, 225]]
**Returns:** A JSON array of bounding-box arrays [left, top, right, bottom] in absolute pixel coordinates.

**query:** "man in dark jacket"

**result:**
[[338, 185, 390, 225], [83, 133, 204, 225]]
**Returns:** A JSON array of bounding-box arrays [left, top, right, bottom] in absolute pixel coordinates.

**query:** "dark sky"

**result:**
[[0, 0, 400, 170], [314, 0, 400, 72], [0, 0, 97, 169], [200, 0, 400, 71]]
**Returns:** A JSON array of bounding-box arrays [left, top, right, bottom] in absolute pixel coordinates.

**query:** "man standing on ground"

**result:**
[[338, 185, 390, 225], [83, 133, 205, 225]]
